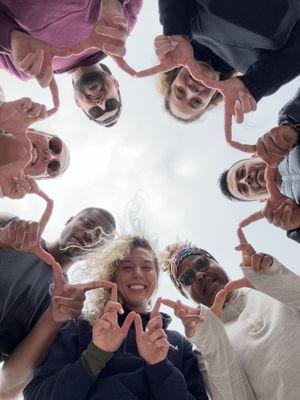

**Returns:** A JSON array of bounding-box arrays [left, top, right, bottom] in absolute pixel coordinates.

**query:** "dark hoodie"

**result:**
[[24, 309, 208, 400]]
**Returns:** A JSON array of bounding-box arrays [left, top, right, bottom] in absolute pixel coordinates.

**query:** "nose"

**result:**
[[43, 150, 55, 162], [96, 98, 105, 109], [195, 271, 206, 283], [83, 230, 93, 245], [133, 266, 143, 278], [241, 174, 253, 186]]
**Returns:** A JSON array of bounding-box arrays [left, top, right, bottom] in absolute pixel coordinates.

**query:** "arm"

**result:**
[[278, 88, 300, 139], [0, 309, 63, 400], [158, 0, 195, 36], [190, 307, 255, 400], [242, 258, 300, 311], [239, 23, 300, 102]]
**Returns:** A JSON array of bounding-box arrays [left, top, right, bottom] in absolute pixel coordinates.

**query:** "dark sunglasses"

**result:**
[[88, 98, 120, 119], [177, 256, 210, 286], [47, 137, 62, 176]]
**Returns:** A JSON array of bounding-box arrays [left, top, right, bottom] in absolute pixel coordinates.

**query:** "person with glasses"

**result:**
[[161, 231, 300, 400], [0, 0, 142, 127], [0, 207, 116, 399]]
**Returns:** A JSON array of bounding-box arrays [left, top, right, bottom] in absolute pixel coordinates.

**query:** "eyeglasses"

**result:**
[[47, 137, 62, 176], [177, 256, 210, 286], [88, 98, 120, 119]]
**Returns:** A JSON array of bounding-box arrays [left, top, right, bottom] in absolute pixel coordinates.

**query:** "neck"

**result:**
[[46, 241, 73, 272]]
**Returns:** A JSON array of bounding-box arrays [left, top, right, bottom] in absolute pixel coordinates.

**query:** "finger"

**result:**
[[238, 91, 252, 113], [102, 43, 126, 58], [181, 314, 204, 325], [48, 78, 60, 115], [161, 298, 176, 310], [80, 280, 116, 292], [53, 296, 84, 309], [135, 64, 170, 78], [186, 61, 218, 88], [210, 288, 228, 317], [112, 56, 136, 76], [260, 135, 288, 157], [256, 140, 283, 168], [281, 205, 293, 230], [234, 100, 244, 124], [62, 285, 86, 301], [224, 101, 233, 143], [225, 278, 253, 292], [104, 300, 124, 314], [161, 298, 193, 314], [15, 220, 27, 249], [266, 179, 282, 201], [26, 48, 44, 77], [156, 42, 177, 59], [147, 315, 163, 332], [95, 319, 111, 331], [149, 328, 167, 342], [237, 227, 248, 244], [101, 312, 118, 329], [152, 338, 169, 349], [110, 282, 118, 302], [150, 297, 162, 319], [21, 97, 33, 112], [17, 52, 38, 72], [249, 95, 257, 111], [229, 140, 256, 154], [95, 25, 127, 42], [239, 211, 263, 228], [38, 194, 53, 235], [154, 35, 168, 43], [120, 311, 136, 335], [252, 253, 266, 272], [12, 176, 31, 193], [28, 102, 43, 118], [261, 255, 273, 271], [133, 313, 144, 337], [36, 246, 65, 287], [37, 62, 53, 88], [112, 15, 128, 28], [28, 221, 39, 247], [235, 243, 256, 255]]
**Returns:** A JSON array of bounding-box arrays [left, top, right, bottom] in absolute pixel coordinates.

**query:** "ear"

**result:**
[[65, 216, 73, 225], [113, 78, 120, 89], [73, 95, 81, 108], [259, 198, 267, 203]]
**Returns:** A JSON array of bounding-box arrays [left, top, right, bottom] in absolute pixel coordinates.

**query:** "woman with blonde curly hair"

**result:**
[[24, 235, 208, 400]]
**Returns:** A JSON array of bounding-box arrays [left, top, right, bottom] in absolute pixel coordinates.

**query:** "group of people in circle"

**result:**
[[0, 0, 300, 399]]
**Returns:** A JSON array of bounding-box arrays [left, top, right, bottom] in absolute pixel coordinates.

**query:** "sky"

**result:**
[[1, 2, 300, 387]]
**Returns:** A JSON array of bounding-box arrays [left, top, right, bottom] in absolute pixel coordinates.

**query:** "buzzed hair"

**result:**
[[219, 158, 251, 202], [76, 207, 116, 231]]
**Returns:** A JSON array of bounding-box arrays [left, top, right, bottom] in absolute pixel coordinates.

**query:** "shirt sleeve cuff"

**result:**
[[145, 359, 173, 382], [81, 342, 113, 376]]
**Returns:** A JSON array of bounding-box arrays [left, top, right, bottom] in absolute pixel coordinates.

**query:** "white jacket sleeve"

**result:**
[[242, 258, 300, 311], [189, 306, 256, 400]]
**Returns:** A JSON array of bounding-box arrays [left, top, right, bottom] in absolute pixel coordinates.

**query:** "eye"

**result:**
[[105, 98, 119, 112], [49, 137, 62, 155], [84, 219, 94, 229], [47, 160, 60, 176], [175, 87, 185, 99]]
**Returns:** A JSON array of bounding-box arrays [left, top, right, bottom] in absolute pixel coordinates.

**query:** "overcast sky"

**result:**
[[1, 0, 300, 347]]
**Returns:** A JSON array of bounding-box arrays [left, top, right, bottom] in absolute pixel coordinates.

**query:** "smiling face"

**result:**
[[168, 63, 219, 121], [226, 157, 269, 201], [25, 129, 70, 179], [59, 208, 115, 260], [115, 246, 158, 313], [178, 254, 229, 307], [73, 67, 120, 125]]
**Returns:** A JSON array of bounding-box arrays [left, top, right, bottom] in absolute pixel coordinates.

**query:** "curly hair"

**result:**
[[73, 235, 159, 325], [157, 67, 224, 123]]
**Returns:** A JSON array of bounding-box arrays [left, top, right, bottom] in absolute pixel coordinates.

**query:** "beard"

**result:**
[[73, 71, 109, 98]]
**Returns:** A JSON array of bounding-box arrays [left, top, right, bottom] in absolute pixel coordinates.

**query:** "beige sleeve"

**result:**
[[190, 306, 256, 400], [242, 258, 300, 311]]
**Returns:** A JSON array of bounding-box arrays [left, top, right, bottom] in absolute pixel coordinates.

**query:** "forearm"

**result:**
[[278, 88, 300, 140], [242, 258, 300, 310], [158, 0, 195, 36], [239, 24, 300, 102], [190, 308, 255, 400], [0, 308, 63, 399]]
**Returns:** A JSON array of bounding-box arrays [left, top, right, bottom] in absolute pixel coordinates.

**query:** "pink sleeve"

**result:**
[[121, 0, 143, 33], [0, 54, 31, 81]]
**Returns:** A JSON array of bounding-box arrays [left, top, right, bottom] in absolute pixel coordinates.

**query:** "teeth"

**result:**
[[31, 146, 38, 165], [129, 285, 145, 289]]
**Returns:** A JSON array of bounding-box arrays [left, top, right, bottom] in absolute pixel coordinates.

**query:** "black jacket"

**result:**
[[159, 0, 300, 101], [24, 310, 208, 400]]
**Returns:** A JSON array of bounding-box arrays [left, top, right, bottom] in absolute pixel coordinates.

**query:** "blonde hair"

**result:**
[[73, 235, 159, 325]]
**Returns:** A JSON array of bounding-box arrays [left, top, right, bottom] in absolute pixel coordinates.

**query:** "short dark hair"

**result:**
[[219, 160, 251, 202], [76, 207, 116, 232]]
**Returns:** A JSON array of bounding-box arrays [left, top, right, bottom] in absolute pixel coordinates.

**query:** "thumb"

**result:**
[[225, 278, 253, 292], [210, 288, 228, 318], [133, 313, 143, 337], [121, 311, 136, 335]]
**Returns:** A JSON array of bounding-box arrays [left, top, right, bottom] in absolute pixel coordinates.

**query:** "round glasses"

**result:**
[[47, 137, 62, 177], [88, 98, 120, 119], [177, 256, 210, 286]]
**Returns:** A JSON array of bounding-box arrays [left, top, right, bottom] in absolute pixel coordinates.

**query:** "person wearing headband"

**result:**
[[162, 236, 300, 400]]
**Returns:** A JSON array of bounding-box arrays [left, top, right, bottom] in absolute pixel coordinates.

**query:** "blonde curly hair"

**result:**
[[73, 235, 159, 325]]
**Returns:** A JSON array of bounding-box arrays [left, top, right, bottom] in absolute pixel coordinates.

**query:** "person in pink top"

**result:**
[[0, 0, 143, 127]]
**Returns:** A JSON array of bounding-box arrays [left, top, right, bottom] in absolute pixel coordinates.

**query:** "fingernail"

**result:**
[[120, 307, 124, 314]]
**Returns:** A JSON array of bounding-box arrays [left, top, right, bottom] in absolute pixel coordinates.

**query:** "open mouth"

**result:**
[[30, 145, 38, 166], [127, 284, 147, 291]]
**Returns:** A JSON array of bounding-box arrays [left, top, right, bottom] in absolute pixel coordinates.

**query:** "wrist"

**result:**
[[45, 307, 65, 329]]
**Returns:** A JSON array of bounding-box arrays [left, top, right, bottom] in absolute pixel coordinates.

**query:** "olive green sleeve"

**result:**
[[81, 342, 114, 376]]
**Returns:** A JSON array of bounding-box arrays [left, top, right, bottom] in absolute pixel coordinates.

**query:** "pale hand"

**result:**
[[93, 284, 136, 352], [229, 125, 298, 168]]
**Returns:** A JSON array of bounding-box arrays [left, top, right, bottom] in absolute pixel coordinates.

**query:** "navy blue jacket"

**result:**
[[159, 0, 300, 101], [24, 310, 208, 400]]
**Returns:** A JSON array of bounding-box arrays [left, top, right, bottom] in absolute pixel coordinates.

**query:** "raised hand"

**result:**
[[240, 166, 300, 231], [192, 76, 256, 143], [10, 30, 70, 89], [0, 98, 49, 134], [162, 299, 204, 338], [229, 125, 298, 167], [136, 35, 195, 78], [51, 278, 116, 323], [93, 284, 136, 352], [69, 0, 135, 76], [134, 298, 169, 365]]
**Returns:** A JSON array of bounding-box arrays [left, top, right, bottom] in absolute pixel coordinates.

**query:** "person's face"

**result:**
[[178, 254, 229, 307], [59, 209, 114, 260], [116, 247, 158, 314], [169, 63, 219, 120], [226, 157, 268, 201], [73, 70, 120, 123], [25, 129, 70, 179]]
